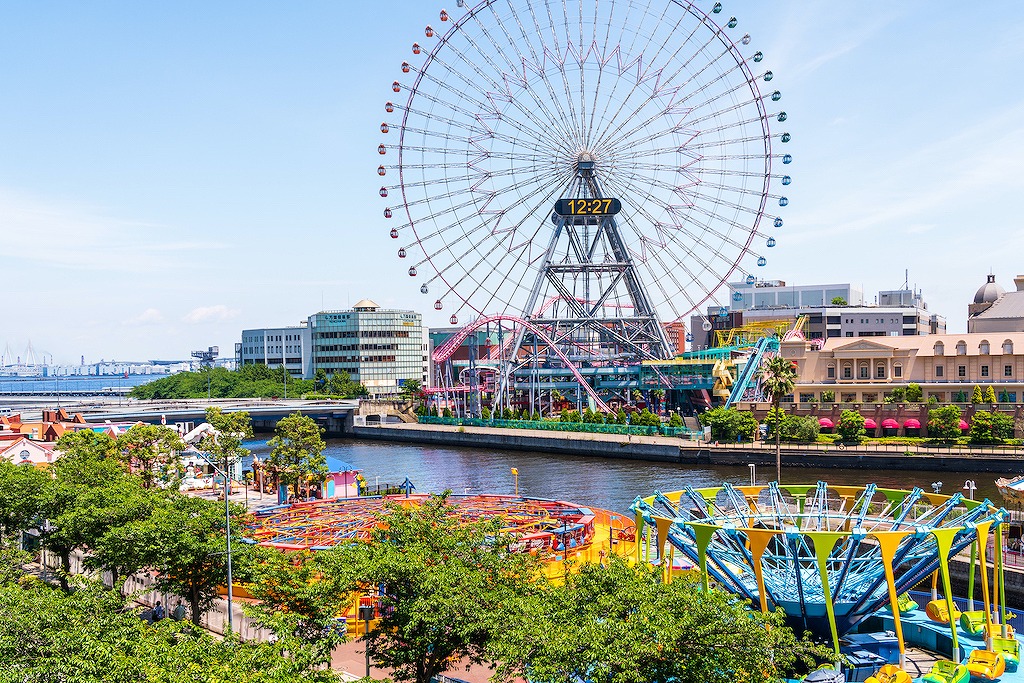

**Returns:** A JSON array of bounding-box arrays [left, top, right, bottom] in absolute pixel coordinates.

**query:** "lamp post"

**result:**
[[748, 463, 756, 486], [195, 449, 235, 635], [511, 467, 519, 496], [358, 604, 375, 678], [963, 479, 977, 500]]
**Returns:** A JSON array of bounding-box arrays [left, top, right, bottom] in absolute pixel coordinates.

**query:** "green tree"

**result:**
[[0, 461, 51, 540], [481, 406, 492, 420], [267, 413, 328, 500], [821, 389, 835, 403], [615, 408, 628, 425], [198, 407, 254, 491], [331, 493, 541, 683], [314, 368, 328, 393], [39, 445, 128, 590], [0, 570, 340, 683], [905, 383, 923, 402], [984, 385, 997, 403], [668, 412, 684, 428], [782, 415, 820, 442], [650, 388, 666, 412], [490, 556, 830, 683], [972, 385, 984, 404], [699, 408, 757, 442], [399, 378, 422, 400], [830, 296, 847, 306], [54, 430, 121, 461], [836, 410, 866, 443], [760, 355, 798, 483], [116, 423, 186, 489], [135, 492, 251, 626], [886, 386, 906, 403], [928, 405, 962, 443]]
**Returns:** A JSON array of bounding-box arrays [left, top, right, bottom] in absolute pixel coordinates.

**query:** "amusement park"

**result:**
[[366, 0, 1024, 680]]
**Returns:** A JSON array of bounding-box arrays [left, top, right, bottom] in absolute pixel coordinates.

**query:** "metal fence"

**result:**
[[417, 415, 699, 438]]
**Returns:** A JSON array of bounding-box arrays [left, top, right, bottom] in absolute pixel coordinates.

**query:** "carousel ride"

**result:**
[[633, 481, 1022, 682], [379, 0, 792, 416]]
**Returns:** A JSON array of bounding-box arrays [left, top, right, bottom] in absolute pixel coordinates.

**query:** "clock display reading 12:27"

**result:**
[[553, 198, 622, 216]]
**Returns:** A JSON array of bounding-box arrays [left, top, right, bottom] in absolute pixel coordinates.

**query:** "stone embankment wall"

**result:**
[[353, 424, 1024, 473]]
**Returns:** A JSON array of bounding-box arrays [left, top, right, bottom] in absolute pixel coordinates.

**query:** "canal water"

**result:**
[[246, 438, 1012, 515]]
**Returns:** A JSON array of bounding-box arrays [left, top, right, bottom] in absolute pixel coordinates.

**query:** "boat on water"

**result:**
[[996, 476, 1024, 505]]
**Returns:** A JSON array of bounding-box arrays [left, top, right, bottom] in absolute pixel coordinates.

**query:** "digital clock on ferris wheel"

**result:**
[[554, 198, 622, 216]]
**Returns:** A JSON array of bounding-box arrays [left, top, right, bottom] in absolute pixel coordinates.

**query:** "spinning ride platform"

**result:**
[[632, 481, 1010, 672]]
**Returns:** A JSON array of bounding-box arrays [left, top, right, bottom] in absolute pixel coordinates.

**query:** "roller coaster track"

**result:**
[[431, 314, 611, 413]]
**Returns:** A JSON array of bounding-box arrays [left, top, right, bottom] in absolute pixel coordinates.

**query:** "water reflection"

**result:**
[[246, 439, 1009, 515]]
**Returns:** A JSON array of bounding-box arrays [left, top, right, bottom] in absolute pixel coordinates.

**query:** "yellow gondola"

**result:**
[[864, 664, 911, 683], [992, 635, 1021, 672], [958, 610, 987, 635], [965, 649, 1006, 681], [920, 659, 969, 683], [925, 599, 961, 624]]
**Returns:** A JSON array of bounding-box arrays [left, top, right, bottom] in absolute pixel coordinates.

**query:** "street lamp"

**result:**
[[748, 463, 756, 486], [963, 480, 977, 500], [194, 449, 236, 635], [358, 604, 375, 678], [931, 481, 943, 495]]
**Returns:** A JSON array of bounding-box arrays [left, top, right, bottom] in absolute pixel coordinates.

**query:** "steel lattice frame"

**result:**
[[250, 493, 627, 553], [379, 1, 791, 411], [632, 482, 1009, 650]]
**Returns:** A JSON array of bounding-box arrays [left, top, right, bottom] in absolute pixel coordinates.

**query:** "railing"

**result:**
[[416, 415, 698, 437]]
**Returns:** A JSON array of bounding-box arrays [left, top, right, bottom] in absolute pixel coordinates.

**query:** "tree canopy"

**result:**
[[490, 556, 831, 683], [266, 413, 328, 499], [116, 423, 186, 489], [129, 365, 370, 400]]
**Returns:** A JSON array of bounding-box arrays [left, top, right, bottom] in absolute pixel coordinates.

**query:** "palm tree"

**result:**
[[760, 353, 798, 484]]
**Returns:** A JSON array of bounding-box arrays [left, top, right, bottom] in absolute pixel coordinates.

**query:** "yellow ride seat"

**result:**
[[966, 649, 1006, 681]]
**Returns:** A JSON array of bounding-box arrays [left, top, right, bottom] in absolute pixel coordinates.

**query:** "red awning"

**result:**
[[863, 418, 877, 429], [959, 419, 970, 430], [881, 418, 899, 429], [818, 417, 834, 428], [903, 418, 922, 429]]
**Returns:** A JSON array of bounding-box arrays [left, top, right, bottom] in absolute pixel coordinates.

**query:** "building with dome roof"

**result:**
[[968, 274, 1024, 333]]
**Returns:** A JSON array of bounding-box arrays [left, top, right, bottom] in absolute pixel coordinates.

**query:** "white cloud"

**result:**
[[183, 305, 239, 324], [126, 308, 164, 326]]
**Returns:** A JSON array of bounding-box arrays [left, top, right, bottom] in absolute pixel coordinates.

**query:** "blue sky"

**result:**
[[2, 1, 1023, 364]]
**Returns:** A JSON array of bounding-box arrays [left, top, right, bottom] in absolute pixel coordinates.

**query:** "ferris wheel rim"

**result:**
[[383, 0, 788, 324]]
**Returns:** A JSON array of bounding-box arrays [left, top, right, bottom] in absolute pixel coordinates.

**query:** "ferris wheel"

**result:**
[[379, 0, 790, 332]]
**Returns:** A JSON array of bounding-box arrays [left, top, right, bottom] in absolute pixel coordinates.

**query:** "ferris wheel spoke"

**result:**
[[400, 74, 571, 161], [463, 5, 582, 146], [606, 172, 754, 270], [419, 49, 576, 156]]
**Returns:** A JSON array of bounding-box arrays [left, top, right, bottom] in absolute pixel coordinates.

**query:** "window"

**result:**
[[981, 365, 990, 377], [843, 364, 852, 379], [893, 364, 903, 378], [1006, 364, 1013, 377], [845, 332, 854, 337], [862, 392, 878, 403], [928, 392, 946, 402], [1004, 340, 1014, 355], [827, 365, 836, 379], [859, 364, 869, 379], [876, 365, 886, 379], [936, 365, 944, 377], [842, 393, 857, 403], [980, 340, 990, 355], [956, 341, 967, 355], [934, 342, 944, 356], [958, 365, 966, 378], [799, 393, 815, 403]]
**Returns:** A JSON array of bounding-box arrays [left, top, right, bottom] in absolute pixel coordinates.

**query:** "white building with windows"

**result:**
[[237, 324, 311, 377]]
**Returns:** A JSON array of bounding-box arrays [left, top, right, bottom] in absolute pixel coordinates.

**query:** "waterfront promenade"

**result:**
[[354, 421, 1024, 474]]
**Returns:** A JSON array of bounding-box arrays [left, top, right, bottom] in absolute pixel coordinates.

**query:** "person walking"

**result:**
[[152, 601, 165, 621]]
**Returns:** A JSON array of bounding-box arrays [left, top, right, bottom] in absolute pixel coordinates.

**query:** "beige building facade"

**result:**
[[779, 332, 1024, 405]]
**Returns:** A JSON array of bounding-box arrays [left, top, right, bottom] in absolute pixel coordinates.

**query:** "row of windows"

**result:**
[[313, 330, 412, 339], [935, 340, 1014, 355], [314, 356, 398, 363], [826, 363, 1015, 380], [314, 343, 399, 352]]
